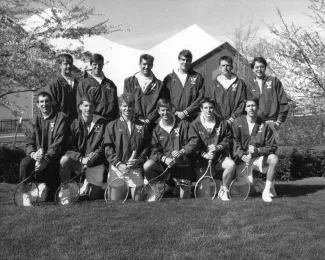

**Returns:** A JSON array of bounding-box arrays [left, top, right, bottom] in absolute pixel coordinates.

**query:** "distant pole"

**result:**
[[12, 114, 22, 148]]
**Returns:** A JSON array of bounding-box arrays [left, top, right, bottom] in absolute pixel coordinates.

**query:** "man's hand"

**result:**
[[165, 157, 175, 167], [81, 157, 89, 166], [248, 145, 258, 156], [118, 163, 128, 174], [171, 150, 184, 159], [126, 159, 140, 169], [203, 151, 215, 160], [242, 154, 252, 164], [175, 111, 186, 120], [35, 160, 48, 172], [33, 152, 43, 162]]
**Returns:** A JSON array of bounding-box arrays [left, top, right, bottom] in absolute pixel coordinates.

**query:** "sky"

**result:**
[[77, 0, 313, 50]]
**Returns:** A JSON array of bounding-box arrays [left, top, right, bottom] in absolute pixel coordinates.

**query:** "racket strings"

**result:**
[[105, 178, 129, 203], [55, 181, 80, 205], [14, 182, 38, 206]]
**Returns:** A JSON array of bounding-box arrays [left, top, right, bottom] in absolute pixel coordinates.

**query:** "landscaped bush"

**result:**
[[1, 143, 325, 183], [276, 147, 325, 181], [0, 145, 25, 183]]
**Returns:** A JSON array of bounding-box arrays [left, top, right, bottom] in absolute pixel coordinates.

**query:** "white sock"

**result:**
[[264, 180, 272, 192], [270, 182, 275, 190], [221, 185, 229, 191]]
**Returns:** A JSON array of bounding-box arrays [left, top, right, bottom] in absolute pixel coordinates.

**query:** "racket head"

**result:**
[[141, 178, 165, 202], [14, 181, 39, 206], [104, 177, 129, 203], [194, 176, 217, 199], [229, 176, 251, 200], [55, 180, 80, 205]]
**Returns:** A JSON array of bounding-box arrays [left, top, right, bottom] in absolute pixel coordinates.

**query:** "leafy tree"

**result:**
[[0, 0, 125, 114]]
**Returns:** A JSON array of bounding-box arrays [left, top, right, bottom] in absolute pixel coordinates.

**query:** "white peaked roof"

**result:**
[[149, 24, 221, 80], [23, 9, 223, 94]]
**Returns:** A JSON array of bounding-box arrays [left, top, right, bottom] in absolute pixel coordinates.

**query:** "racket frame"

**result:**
[[229, 162, 251, 200], [194, 160, 217, 200], [14, 170, 39, 206]]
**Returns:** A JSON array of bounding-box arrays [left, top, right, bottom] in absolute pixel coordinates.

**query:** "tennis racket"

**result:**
[[14, 170, 39, 206], [229, 162, 251, 200], [104, 151, 136, 203], [141, 159, 175, 202], [194, 160, 217, 200]]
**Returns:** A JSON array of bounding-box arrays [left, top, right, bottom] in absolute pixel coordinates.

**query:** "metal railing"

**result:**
[[0, 119, 29, 133]]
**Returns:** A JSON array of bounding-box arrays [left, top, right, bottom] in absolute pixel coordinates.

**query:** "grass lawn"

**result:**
[[1, 178, 325, 260]]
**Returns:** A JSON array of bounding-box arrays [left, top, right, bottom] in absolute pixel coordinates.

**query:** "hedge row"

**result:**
[[1, 145, 325, 183]]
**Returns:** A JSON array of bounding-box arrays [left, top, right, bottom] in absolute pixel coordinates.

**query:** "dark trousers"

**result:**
[[19, 157, 60, 200]]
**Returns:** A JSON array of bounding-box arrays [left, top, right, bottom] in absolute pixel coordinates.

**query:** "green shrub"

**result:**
[[0, 145, 25, 183], [276, 147, 325, 181]]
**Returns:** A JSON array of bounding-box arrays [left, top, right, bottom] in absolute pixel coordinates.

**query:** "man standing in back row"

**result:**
[[205, 56, 247, 126], [163, 49, 205, 122], [76, 54, 119, 122], [248, 57, 289, 139], [123, 54, 166, 128]]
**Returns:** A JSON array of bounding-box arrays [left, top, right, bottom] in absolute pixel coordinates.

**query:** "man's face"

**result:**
[[60, 58, 73, 76], [200, 102, 215, 119], [79, 101, 94, 117], [178, 56, 191, 72], [119, 101, 134, 118], [158, 106, 173, 121], [245, 100, 258, 117], [37, 95, 52, 115], [139, 59, 153, 76], [219, 60, 233, 77], [253, 61, 266, 79], [91, 60, 104, 77]]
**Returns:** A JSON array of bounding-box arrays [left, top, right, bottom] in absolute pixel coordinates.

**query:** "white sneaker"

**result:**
[[58, 189, 71, 205], [37, 183, 49, 201], [218, 188, 230, 201], [262, 190, 273, 203], [80, 179, 89, 195], [23, 193, 32, 206]]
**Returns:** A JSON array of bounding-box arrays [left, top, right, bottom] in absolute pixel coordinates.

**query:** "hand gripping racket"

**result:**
[[141, 159, 176, 202], [194, 160, 217, 200], [14, 170, 39, 206], [104, 151, 137, 203], [229, 162, 251, 201]]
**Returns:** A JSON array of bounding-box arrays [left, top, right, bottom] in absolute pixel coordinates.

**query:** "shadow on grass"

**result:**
[[276, 183, 325, 197]]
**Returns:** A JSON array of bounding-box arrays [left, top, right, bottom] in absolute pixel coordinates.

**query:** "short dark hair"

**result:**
[[251, 57, 267, 69], [178, 49, 193, 61], [37, 92, 52, 102], [118, 93, 135, 107], [90, 53, 104, 64], [139, 54, 154, 64], [245, 97, 259, 108], [57, 53, 73, 65], [200, 97, 216, 109], [219, 56, 233, 65], [78, 94, 96, 107], [157, 99, 172, 110]]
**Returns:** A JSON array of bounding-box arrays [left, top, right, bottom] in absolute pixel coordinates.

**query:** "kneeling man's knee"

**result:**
[[60, 155, 71, 166], [268, 154, 278, 166]]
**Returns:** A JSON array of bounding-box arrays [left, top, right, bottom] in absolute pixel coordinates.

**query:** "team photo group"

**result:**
[[17, 48, 288, 206]]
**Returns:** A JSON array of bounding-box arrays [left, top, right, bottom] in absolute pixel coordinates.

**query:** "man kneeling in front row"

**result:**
[[232, 97, 278, 202], [20, 92, 68, 205], [60, 95, 107, 201]]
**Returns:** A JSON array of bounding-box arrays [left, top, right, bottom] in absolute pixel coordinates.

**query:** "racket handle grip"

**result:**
[[129, 150, 137, 160]]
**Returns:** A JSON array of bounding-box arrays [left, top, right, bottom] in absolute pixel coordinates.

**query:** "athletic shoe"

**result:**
[[80, 179, 89, 195], [218, 188, 230, 201], [37, 183, 48, 201], [23, 193, 32, 206], [262, 190, 273, 203], [58, 188, 71, 205]]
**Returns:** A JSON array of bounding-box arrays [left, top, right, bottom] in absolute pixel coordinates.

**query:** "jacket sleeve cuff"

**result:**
[[183, 110, 189, 117], [115, 161, 122, 168], [43, 154, 51, 164]]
